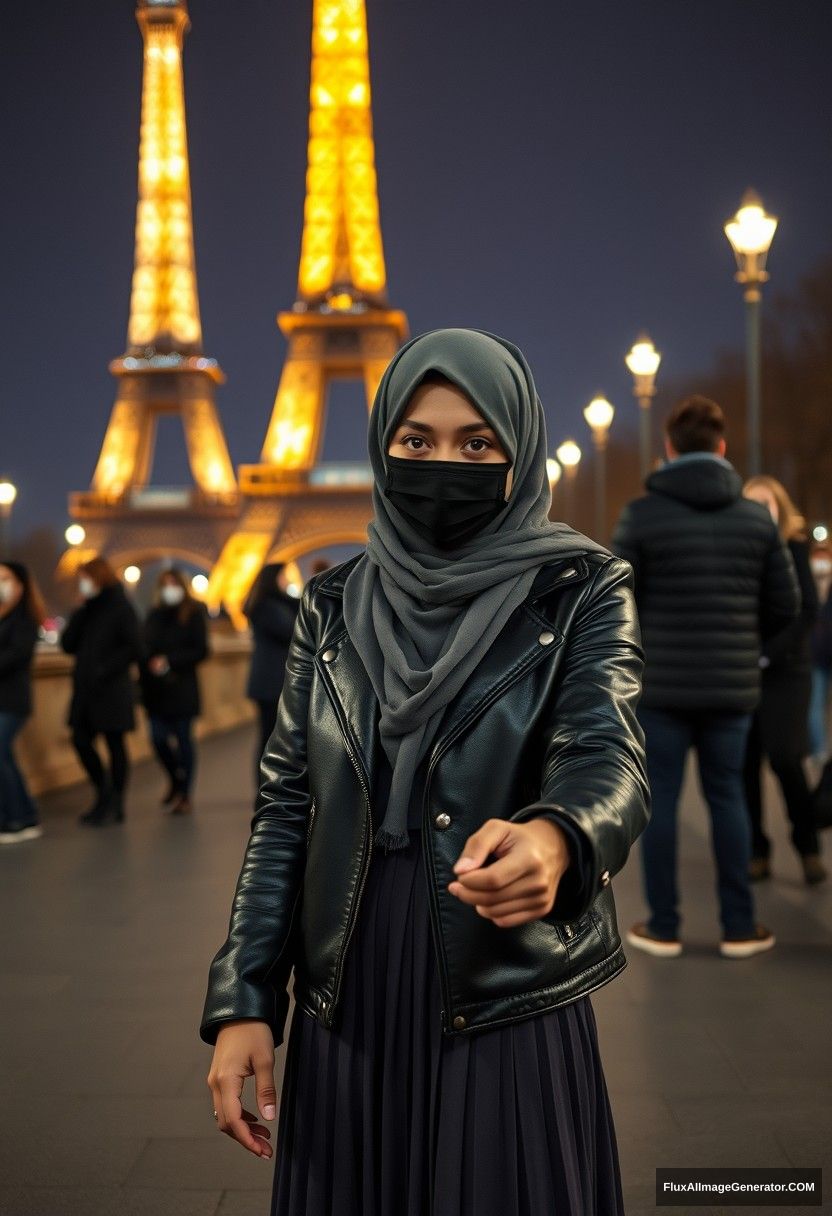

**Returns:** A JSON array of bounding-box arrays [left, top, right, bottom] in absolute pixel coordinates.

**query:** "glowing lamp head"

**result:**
[[583, 395, 615, 434], [546, 458, 562, 487], [191, 573, 209, 595], [725, 190, 778, 258], [65, 524, 87, 546], [0, 481, 17, 507], [556, 440, 582, 469], [124, 565, 142, 585], [625, 335, 661, 379]]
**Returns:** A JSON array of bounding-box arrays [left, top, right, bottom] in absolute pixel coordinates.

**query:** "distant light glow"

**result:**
[[124, 565, 142, 584], [813, 525, 829, 543], [583, 395, 615, 434], [546, 458, 562, 486], [65, 524, 87, 546], [0, 481, 18, 507], [625, 336, 661, 379], [191, 573, 209, 594], [556, 440, 582, 469]]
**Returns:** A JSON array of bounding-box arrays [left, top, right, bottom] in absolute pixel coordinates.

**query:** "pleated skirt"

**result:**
[[271, 831, 624, 1216]]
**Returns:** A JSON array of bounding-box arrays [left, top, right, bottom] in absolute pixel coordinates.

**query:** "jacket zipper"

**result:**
[[421, 748, 454, 1028], [327, 737, 373, 1023], [306, 797, 317, 845]]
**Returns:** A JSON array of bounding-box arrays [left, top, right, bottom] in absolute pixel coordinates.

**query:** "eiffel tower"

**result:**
[[208, 0, 408, 623], [63, 0, 238, 577]]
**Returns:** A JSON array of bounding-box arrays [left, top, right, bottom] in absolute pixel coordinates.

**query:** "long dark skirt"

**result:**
[[271, 831, 624, 1216]]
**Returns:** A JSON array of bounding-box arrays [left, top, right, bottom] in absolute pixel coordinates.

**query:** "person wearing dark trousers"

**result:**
[[243, 561, 300, 774], [0, 561, 44, 844], [613, 396, 799, 959], [141, 568, 209, 816], [61, 557, 142, 827], [742, 476, 825, 885]]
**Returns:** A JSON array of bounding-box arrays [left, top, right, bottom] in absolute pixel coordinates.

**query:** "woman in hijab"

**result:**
[[201, 329, 649, 1216], [243, 562, 301, 770]]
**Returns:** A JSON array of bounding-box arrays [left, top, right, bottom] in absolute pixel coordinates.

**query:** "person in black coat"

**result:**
[[0, 560, 44, 844], [61, 557, 142, 826], [742, 476, 825, 885], [243, 562, 300, 770], [612, 396, 799, 958], [141, 568, 209, 815]]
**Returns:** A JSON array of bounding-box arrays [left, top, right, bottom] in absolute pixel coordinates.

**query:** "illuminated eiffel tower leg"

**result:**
[[64, 0, 237, 577], [210, 0, 408, 623]]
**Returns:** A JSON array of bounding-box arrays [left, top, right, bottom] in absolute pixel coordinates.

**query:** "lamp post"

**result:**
[[724, 189, 777, 477], [0, 480, 17, 554], [555, 440, 582, 525], [583, 396, 615, 542], [625, 334, 661, 480]]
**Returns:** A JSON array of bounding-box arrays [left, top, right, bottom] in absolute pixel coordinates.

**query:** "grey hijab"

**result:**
[[342, 328, 606, 852]]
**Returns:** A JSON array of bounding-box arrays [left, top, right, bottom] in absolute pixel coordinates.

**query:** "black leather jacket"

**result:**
[[200, 550, 649, 1047]]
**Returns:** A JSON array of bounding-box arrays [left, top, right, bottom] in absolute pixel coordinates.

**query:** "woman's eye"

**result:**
[[464, 438, 492, 454], [401, 435, 427, 450]]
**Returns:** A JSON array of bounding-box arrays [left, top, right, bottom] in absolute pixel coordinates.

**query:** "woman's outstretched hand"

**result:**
[[207, 1020, 278, 1159], [447, 818, 571, 927]]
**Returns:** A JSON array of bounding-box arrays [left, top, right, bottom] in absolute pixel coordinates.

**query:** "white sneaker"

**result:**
[[626, 923, 683, 958], [719, 925, 776, 959], [0, 823, 44, 844]]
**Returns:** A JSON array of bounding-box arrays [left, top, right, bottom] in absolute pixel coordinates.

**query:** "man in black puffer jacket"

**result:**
[[612, 396, 798, 960]]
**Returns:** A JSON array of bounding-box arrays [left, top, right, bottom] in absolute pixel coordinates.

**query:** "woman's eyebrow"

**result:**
[[397, 419, 495, 434]]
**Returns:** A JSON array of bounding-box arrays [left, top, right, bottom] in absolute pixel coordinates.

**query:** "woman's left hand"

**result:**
[[447, 818, 571, 927]]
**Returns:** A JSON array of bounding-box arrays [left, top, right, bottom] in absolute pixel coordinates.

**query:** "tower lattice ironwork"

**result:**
[[63, 0, 238, 577], [208, 0, 408, 623]]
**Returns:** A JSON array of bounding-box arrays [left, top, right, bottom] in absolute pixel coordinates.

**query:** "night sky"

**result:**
[[3, 0, 831, 538]]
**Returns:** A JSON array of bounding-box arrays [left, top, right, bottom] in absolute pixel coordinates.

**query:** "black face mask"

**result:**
[[383, 455, 512, 550]]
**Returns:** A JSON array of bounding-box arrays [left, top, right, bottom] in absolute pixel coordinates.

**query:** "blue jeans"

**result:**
[[637, 707, 755, 939], [149, 715, 196, 795], [0, 711, 40, 829], [809, 667, 830, 759]]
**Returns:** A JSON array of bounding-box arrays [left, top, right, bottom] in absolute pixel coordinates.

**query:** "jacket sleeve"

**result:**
[[510, 557, 650, 923], [610, 503, 642, 604], [759, 528, 800, 646], [763, 539, 817, 665], [0, 614, 37, 677], [97, 601, 143, 681], [60, 606, 87, 655], [199, 581, 316, 1048]]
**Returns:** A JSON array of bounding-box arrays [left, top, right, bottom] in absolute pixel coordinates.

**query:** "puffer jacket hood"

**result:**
[[646, 455, 742, 512]]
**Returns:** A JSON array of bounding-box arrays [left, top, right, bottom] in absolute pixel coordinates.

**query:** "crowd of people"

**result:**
[[0, 553, 336, 843], [612, 395, 828, 961]]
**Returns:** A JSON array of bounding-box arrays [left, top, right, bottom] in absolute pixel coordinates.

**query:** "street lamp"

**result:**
[[724, 189, 778, 476], [583, 396, 615, 541], [625, 334, 661, 479], [555, 440, 582, 525], [546, 458, 562, 487], [124, 565, 141, 585], [0, 480, 17, 554]]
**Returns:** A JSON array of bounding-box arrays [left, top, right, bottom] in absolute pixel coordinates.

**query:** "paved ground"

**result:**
[[0, 724, 829, 1216]]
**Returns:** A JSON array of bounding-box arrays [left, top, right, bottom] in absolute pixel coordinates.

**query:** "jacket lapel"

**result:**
[[315, 556, 590, 780]]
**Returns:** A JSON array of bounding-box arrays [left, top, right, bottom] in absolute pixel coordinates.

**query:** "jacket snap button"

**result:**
[[434, 812, 451, 830], [453, 1015, 466, 1030], [600, 869, 610, 887], [321, 648, 336, 662], [538, 630, 555, 646]]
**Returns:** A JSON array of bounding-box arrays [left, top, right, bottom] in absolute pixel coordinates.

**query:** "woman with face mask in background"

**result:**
[[742, 476, 826, 885], [201, 329, 649, 1216], [141, 568, 209, 815], [0, 561, 44, 844], [61, 556, 142, 826]]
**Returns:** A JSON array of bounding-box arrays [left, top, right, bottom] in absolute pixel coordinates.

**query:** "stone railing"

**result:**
[[18, 630, 255, 795]]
